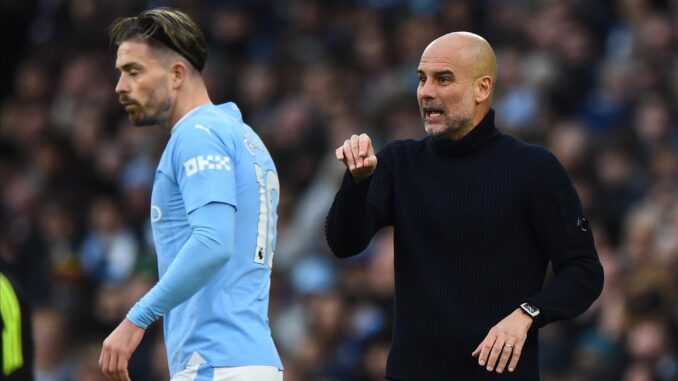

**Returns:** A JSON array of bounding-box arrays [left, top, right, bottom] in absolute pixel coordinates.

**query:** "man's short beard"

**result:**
[[132, 113, 164, 127], [131, 97, 171, 127], [132, 114, 158, 127], [426, 114, 473, 140]]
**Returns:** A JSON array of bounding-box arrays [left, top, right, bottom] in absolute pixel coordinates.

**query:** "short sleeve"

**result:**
[[172, 123, 237, 213]]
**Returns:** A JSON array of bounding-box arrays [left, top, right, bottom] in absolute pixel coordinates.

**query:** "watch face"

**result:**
[[521, 303, 539, 316]]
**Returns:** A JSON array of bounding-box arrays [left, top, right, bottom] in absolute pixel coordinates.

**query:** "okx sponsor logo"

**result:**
[[183, 155, 232, 176]]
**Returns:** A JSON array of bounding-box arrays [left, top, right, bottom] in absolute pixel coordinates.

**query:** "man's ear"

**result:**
[[475, 75, 493, 104], [170, 61, 189, 89]]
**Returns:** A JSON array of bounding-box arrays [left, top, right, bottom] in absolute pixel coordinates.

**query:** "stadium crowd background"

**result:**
[[1, 0, 677, 380]]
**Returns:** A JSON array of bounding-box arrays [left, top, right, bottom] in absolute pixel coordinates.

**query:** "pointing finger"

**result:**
[[358, 133, 371, 157], [350, 135, 363, 168], [343, 139, 356, 170]]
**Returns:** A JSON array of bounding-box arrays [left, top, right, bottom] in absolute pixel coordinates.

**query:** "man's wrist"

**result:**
[[513, 308, 534, 329], [124, 317, 147, 331], [126, 302, 153, 330]]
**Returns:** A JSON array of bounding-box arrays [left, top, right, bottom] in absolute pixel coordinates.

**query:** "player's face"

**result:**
[[416, 44, 476, 140], [115, 41, 172, 127]]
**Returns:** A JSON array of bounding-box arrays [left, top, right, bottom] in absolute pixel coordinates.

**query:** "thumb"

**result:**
[[472, 343, 482, 356]]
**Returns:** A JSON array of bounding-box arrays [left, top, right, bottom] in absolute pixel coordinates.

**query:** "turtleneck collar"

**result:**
[[428, 109, 499, 157]]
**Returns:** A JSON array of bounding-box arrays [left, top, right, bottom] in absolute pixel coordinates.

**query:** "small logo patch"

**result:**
[[576, 217, 590, 232]]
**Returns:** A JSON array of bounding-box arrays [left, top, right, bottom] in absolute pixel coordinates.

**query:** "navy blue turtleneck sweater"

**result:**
[[325, 110, 604, 381]]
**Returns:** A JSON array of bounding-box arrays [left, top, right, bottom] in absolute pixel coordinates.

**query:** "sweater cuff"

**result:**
[[519, 299, 546, 329], [340, 169, 372, 194]]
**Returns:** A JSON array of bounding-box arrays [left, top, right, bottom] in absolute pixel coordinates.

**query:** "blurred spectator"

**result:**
[[33, 307, 75, 381], [72, 342, 108, 381], [80, 197, 138, 284]]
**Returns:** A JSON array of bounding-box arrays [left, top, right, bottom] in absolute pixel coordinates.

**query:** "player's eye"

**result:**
[[417, 76, 426, 85]]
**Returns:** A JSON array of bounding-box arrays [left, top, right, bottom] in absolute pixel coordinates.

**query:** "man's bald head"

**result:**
[[423, 32, 497, 84], [417, 32, 497, 140]]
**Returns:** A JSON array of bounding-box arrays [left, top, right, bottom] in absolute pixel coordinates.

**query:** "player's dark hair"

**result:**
[[109, 7, 207, 71]]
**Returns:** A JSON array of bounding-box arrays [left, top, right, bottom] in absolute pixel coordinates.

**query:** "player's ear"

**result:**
[[170, 61, 189, 89]]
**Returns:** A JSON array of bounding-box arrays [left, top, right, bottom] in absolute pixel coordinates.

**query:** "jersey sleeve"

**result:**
[[172, 121, 238, 214], [127, 202, 236, 328]]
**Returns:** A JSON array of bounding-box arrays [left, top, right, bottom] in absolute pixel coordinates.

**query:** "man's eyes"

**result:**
[[417, 76, 451, 84]]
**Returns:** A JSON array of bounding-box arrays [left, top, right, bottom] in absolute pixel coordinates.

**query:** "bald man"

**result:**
[[325, 32, 603, 380]]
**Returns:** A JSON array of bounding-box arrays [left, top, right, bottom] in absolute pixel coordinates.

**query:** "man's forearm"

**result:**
[[524, 250, 603, 327], [325, 171, 376, 258]]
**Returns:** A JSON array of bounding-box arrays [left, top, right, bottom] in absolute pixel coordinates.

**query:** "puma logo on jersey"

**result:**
[[183, 155, 231, 176], [195, 124, 212, 135]]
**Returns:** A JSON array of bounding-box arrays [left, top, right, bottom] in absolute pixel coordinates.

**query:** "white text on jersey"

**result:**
[[183, 155, 232, 177]]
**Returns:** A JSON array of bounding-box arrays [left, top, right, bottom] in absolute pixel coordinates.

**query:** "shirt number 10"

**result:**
[[253, 163, 280, 268]]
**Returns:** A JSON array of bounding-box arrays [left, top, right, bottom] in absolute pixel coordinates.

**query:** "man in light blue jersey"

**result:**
[[100, 8, 283, 381]]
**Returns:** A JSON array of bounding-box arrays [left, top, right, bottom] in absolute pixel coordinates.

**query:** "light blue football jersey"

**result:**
[[150, 102, 282, 376]]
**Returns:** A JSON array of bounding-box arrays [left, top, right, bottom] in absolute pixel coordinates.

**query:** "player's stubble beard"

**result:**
[[124, 87, 172, 128]]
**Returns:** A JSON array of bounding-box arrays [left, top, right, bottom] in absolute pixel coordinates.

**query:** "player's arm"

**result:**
[[127, 201, 235, 327], [325, 133, 393, 258], [100, 202, 235, 381]]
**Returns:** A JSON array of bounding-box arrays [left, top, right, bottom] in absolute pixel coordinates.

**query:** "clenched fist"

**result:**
[[335, 133, 377, 182]]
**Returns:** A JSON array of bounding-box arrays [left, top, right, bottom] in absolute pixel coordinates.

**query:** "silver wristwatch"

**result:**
[[520, 302, 540, 319]]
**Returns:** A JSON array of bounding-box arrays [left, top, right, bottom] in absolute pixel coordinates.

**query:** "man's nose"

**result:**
[[115, 76, 128, 94], [418, 80, 436, 99]]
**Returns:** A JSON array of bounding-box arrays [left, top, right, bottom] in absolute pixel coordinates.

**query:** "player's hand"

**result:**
[[99, 318, 145, 381], [335, 133, 377, 182], [471, 308, 532, 374]]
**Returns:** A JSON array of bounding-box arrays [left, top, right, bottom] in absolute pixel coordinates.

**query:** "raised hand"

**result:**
[[335, 133, 377, 182]]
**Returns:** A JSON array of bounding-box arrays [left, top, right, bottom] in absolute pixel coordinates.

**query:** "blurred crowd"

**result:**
[[1, 0, 677, 380]]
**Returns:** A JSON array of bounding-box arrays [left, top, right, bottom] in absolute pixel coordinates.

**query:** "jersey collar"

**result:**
[[171, 103, 211, 134]]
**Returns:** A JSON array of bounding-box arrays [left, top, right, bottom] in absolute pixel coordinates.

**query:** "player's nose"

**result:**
[[115, 76, 129, 94]]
